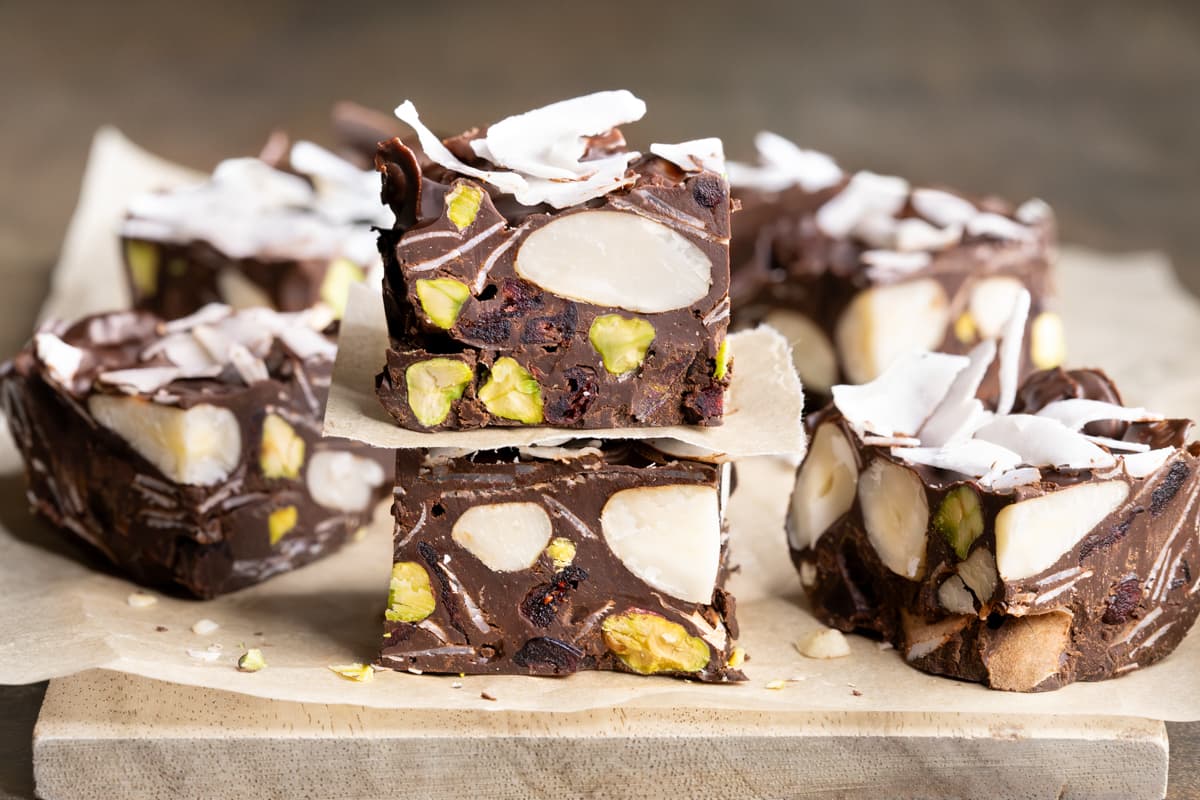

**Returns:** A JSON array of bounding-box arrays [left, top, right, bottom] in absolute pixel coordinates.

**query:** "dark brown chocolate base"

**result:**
[[379, 446, 744, 682]]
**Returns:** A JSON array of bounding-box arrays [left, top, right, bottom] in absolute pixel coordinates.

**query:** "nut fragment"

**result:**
[[124, 239, 159, 297], [938, 575, 976, 615], [796, 628, 851, 659], [328, 663, 375, 682], [763, 309, 838, 393], [89, 396, 241, 486], [713, 338, 731, 381], [588, 314, 655, 375], [416, 277, 471, 329], [320, 257, 365, 319], [953, 312, 977, 344], [601, 485, 721, 603], [933, 486, 984, 560], [385, 561, 436, 623], [1030, 311, 1066, 370], [237, 648, 267, 673], [479, 357, 544, 423], [451, 502, 554, 572], [968, 276, 1025, 339], [260, 413, 305, 479], [982, 611, 1073, 692], [835, 279, 950, 384], [957, 547, 998, 604], [858, 458, 929, 580], [126, 592, 157, 608], [445, 181, 484, 230], [727, 646, 746, 668], [405, 358, 473, 427], [994, 481, 1130, 580], [901, 610, 971, 662], [601, 611, 710, 675], [306, 451, 387, 513], [191, 618, 220, 636], [515, 210, 712, 313], [545, 537, 577, 569], [268, 505, 298, 545], [790, 423, 859, 551]]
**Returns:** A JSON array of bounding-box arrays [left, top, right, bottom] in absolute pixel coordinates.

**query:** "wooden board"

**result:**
[[33, 671, 1168, 800]]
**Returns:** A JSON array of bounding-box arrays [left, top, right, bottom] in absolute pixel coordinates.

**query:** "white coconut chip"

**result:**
[[726, 131, 844, 193], [816, 171, 910, 239], [1035, 398, 1163, 431], [974, 414, 1116, 470], [910, 188, 978, 228], [995, 288, 1031, 416], [893, 439, 1022, 478], [164, 303, 234, 334], [1124, 448, 1175, 479], [860, 249, 931, 277], [228, 343, 269, 385], [1015, 198, 1053, 225], [519, 164, 640, 209], [98, 367, 186, 394], [893, 218, 962, 252], [650, 137, 726, 174], [833, 351, 968, 438], [966, 212, 1034, 242], [279, 325, 337, 362], [979, 466, 1042, 492], [394, 100, 528, 196], [290, 140, 392, 227], [34, 333, 84, 386], [477, 90, 645, 179], [919, 339, 997, 447], [1084, 435, 1150, 453]]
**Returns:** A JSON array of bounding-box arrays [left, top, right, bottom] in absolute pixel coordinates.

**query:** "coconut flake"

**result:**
[[860, 249, 931, 278], [980, 466, 1042, 492], [650, 138, 725, 174], [394, 100, 528, 195], [893, 218, 962, 252], [911, 188, 978, 228], [228, 343, 269, 385], [1124, 448, 1175, 479], [1084, 435, 1150, 453], [289, 140, 392, 227], [726, 132, 844, 193], [995, 288, 1031, 416], [98, 367, 185, 394], [278, 325, 337, 361], [894, 439, 1022, 478], [919, 339, 997, 447], [833, 351, 968, 438], [164, 303, 234, 334], [34, 333, 84, 386], [1035, 399, 1163, 431], [478, 90, 645, 180], [966, 212, 1033, 242], [1016, 198, 1053, 225], [974, 414, 1116, 470], [816, 171, 910, 239]]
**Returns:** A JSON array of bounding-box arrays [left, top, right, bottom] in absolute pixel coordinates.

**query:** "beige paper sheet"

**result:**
[[1, 128, 1198, 720], [325, 284, 807, 458]]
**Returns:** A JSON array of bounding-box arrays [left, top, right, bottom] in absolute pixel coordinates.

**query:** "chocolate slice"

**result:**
[[1, 305, 391, 598], [374, 92, 732, 431], [120, 140, 390, 321], [727, 133, 1058, 407], [379, 443, 743, 681]]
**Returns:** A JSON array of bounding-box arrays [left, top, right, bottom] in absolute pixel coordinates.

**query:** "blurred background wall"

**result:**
[[1, 0, 1197, 355]]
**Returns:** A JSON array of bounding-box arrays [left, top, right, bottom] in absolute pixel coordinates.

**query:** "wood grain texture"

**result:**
[[30, 671, 1170, 800]]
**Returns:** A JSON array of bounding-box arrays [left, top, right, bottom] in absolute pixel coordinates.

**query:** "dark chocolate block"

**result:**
[[0, 305, 391, 598], [374, 92, 733, 431], [379, 443, 743, 681], [727, 133, 1057, 406], [791, 349, 1200, 691], [121, 140, 390, 321]]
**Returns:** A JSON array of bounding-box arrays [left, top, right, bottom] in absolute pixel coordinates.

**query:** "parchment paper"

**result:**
[[325, 284, 807, 458], [1, 128, 1198, 720]]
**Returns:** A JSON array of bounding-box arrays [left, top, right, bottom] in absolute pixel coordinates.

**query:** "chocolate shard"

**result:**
[[0, 306, 391, 599], [379, 444, 744, 682]]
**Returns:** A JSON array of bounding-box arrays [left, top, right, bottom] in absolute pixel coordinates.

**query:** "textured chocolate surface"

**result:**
[[0, 307, 391, 598], [380, 444, 743, 681], [793, 369, 1200, 691], [374, 129, 732, 431], [729, 153, 1057, 406]]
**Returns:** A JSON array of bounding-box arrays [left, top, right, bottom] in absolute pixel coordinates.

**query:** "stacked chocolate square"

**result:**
[[366, 92, 804, 681]]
